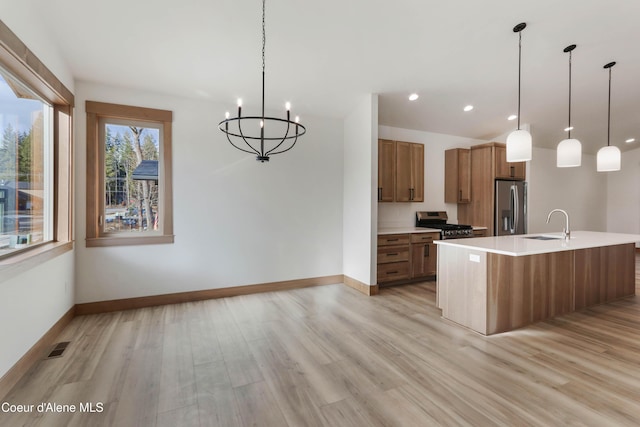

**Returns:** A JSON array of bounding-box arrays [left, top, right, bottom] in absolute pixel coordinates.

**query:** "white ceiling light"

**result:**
[[463, 105, 474, 112], [597, 62, 621, 172], [625, 138, 635, 143], [506, 23, 532, 162], [557, 44, 581, 168], [507, 114, 517, 121], [409, 93, 419, 101]]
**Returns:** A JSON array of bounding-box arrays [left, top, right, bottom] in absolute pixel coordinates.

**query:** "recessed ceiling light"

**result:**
[[507, 114, 517, 121], [564, 126, 574, 132], [463, 105, 474, 112], [626, 138, 635, 143], [408, 93, 419, 101]]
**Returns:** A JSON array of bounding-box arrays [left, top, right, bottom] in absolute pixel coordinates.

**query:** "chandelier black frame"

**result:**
[[218, 0, 306, 162]]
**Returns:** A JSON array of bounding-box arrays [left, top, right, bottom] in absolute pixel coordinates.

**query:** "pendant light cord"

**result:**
[[517, 30, 522, 130], [261, 0, 266, 122], [568, 50, 572, 138], [607, 66, 611, 147]]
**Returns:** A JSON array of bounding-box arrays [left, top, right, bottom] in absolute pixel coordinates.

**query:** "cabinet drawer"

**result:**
[[411, 232, 439, 243], [377, 261, 410, 283], [378, 245, 410, 263], [378, 234, 410, 246]]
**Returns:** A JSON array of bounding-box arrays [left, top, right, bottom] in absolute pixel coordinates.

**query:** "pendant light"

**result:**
[[218, 0, 306, 162], [596, 62, 621, 172], [506, 22, 532, 162], [557, 44, 582, 167]]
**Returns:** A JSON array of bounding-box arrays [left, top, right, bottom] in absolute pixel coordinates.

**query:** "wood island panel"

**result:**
[[438, 242, 636, 335], [487, 251, 574, 335], [574, 244, 635, 310], [437, 245, 487, 334]]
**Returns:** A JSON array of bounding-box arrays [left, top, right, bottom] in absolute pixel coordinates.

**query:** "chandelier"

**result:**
[[218, 0, 306, 162]]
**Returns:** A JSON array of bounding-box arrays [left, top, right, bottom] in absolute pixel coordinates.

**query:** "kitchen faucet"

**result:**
[[546, 209, 570, 240]]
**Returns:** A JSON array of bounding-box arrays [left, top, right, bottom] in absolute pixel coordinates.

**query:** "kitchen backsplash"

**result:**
[[378, 203, 460, 228]]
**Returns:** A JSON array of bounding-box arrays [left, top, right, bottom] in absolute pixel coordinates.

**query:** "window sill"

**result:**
[[0, 241, 74, 284], [86, 235, 175, 248]]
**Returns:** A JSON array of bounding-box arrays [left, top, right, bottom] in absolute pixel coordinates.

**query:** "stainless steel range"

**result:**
[[415, 211, 473, 239]]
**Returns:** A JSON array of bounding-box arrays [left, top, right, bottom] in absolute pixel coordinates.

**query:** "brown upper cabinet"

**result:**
[[378, 139, 396, 202], [456, 142, 526, 235], [378, 139, 424, 203], [444, 148, 471, 203], [494, 145, 526, 180]]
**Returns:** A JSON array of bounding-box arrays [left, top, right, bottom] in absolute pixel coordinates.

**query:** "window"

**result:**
[[0, 20, 73, 264], [85, 101, 173, 247]]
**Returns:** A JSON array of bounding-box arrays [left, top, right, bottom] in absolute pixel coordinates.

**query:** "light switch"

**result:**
[[469, 253, 480, 263]]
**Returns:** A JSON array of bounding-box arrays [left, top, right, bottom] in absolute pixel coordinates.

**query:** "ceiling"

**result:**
[[30, 0, 640, 154]]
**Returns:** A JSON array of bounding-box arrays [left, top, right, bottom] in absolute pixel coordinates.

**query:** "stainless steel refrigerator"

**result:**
[[495, 180, 527, 236]]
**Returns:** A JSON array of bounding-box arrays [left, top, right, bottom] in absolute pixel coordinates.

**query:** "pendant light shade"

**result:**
[[506, 22, 532, 162], [557, 138, 582, 167], [557, 44, 582, 167], [506, 129, 532, 161], [596, 145, 621, 171], [596, 61, 620, 172]]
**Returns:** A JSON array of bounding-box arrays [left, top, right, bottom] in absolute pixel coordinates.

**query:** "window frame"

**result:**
[[0, 19, 74, 272], [85, 101, 173, 247]]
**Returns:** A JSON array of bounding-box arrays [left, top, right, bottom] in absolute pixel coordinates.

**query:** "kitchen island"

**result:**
[[435, 231, 640, 335]]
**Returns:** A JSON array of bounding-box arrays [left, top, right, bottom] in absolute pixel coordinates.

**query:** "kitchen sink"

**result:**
[[523, 235, 564, 240]]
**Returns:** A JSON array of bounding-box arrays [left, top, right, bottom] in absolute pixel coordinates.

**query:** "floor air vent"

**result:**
[[46, 341, 70, 359]]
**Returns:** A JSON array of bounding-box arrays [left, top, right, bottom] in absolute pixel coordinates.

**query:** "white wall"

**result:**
[[0, 253, 74, 378], [0, 10, 75, 379], [343, 95, 377, 286], [377, 126, 486, 227], [74, 81, 344, 303], [607, 146, 640, 235], [527, 149, 607, 234]]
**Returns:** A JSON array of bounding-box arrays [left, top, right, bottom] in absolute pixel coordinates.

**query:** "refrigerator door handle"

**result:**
[[513, 184, 519, 234], [509, 185, 516, 234]]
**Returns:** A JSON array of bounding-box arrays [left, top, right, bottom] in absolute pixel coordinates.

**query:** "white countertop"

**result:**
[[434, 231, 640, 256], [378, 225, 487, 235], [378, 227, 440, 235]]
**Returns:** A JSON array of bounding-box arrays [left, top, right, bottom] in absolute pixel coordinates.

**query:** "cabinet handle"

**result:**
[[378, 187, 382, 201], [387, 238, 398, 242], [387, 253, 398, 256], [410, 188, 414, 200], [425, 244, 430, 257], [510, 166, 515, 177], [459, 190, 462, 201], [387, 271, 398, 274]]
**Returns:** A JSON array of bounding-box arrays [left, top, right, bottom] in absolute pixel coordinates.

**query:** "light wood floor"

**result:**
[[2, 261, 640, 427]]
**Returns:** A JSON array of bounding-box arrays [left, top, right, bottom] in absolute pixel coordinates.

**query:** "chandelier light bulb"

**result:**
[[260, 120, 264, 128], [295, 116, 300, 123], [508, 115, 517, 121], [225, 111, 230, 119], [285, 102, 291, 111], [237, 98, 243, 107]]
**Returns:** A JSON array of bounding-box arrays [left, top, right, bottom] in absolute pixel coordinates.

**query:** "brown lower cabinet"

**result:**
[[377, 232, 439, 285]]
